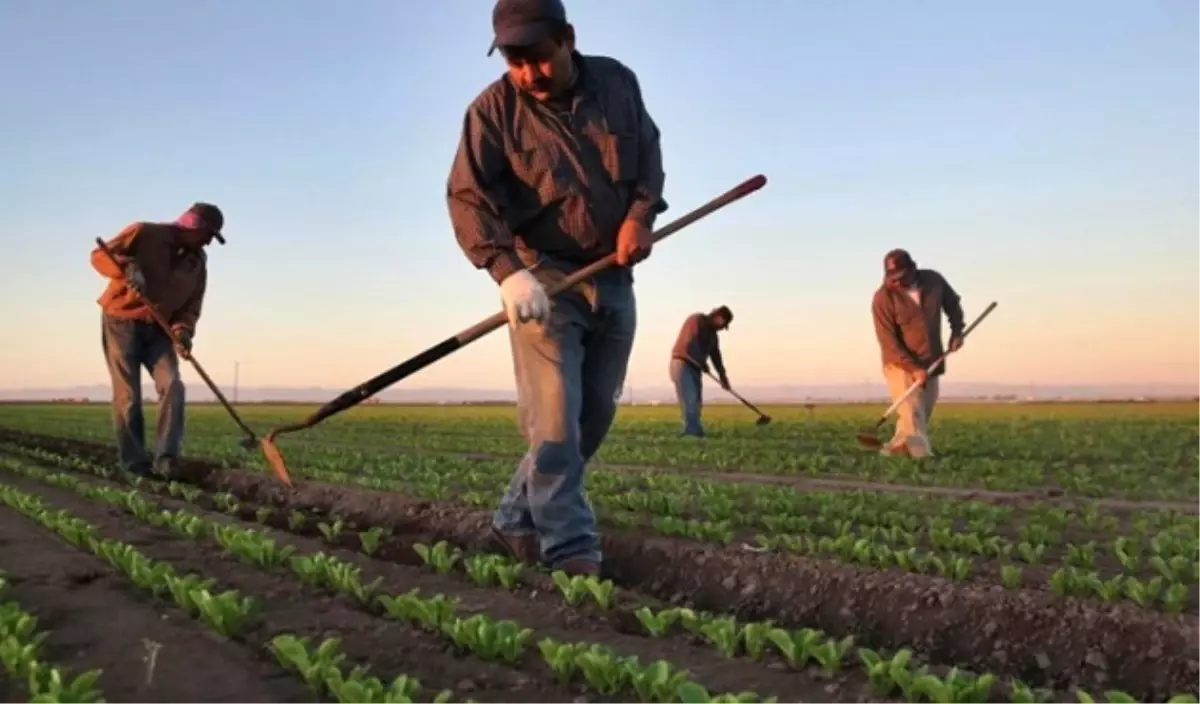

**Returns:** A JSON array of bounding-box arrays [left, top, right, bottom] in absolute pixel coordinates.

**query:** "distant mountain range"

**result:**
[[2, 382, 1195, 404]]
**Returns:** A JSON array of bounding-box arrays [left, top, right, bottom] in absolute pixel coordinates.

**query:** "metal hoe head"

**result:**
[[260, 433, 295, 488], [855, 430, 884, 450], [755, 415, 772, 426]]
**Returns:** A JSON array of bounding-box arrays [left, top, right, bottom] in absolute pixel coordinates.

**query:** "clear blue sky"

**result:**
[[2, 0, 1196, 392]]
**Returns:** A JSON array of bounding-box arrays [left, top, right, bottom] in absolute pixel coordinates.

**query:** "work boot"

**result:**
[[554, 557, 601, 577], [155, 456, 210, 483], [490, 527, 540, 564]]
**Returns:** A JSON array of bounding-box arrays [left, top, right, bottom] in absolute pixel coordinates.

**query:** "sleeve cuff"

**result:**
[[626, 199, 662, 230], [486, 251, 525, 285]]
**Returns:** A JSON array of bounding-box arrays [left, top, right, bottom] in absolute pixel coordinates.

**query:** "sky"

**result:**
[[1, 0, 1197, 394]]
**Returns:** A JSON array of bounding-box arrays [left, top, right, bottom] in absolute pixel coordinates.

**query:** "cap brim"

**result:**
[[486, 21, 553, 56], [213, 233, 226, 245]]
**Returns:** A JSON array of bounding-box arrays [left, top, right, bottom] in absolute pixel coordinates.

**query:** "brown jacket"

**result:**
[[446, 51, 667, 284], [671, 313, 725, 377], [871, 269, 964, 376], [90, 222, 208, 334]]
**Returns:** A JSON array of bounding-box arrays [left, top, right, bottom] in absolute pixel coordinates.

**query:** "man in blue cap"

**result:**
[[446, 0, 667, 576]]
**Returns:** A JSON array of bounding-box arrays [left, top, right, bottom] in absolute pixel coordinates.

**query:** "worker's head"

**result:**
[[709, 305, 733, 331], [489, 0, 576, 102], [175, 202, 225, 249], [883, 249, 916, 290]]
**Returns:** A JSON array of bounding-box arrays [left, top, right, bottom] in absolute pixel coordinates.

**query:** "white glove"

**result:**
[[499, 270, 551, 326]]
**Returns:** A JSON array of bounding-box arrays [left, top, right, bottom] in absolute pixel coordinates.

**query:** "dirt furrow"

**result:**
[[0, 500, 314, 703], [5, 429, 1199, 700], [0, 460, 878, 704]]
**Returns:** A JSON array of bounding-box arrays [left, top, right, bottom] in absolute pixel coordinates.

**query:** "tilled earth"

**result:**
[[1, 428, 1198, 702]]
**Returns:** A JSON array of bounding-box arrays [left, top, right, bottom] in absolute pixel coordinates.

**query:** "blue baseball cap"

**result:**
[[487, 0, 568, 56]]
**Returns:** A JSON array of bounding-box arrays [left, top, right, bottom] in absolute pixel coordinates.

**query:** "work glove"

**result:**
[[499, 270, 551, 326], [124, 263, 146, 293], [172, 325, 193, 360]]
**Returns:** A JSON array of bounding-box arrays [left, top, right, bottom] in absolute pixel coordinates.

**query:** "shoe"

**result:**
[[490, 527, 540, 564], [554, 557, 601, 576], [126, 462, 154, 478], [155, 456, 210, 483]]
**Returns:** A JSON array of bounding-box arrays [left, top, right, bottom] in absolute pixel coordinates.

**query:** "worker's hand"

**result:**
[[124, 263, 146, 293], [719, 375, 731, 391], [172, 326, 193, 360], [499, 270, 551, 326], [948, 335, 964, 353], [912, 368, 928, 386], [615, 218, 653, 267]]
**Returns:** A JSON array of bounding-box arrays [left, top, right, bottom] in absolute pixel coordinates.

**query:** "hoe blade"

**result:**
[[260, 438, 295, 488]]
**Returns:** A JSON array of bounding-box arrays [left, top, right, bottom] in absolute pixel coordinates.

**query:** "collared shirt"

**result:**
[[671, 313, 725, 375], [90, 222, 208, 332], [446, 52, 668, 283], [871, 269, 965, 376]]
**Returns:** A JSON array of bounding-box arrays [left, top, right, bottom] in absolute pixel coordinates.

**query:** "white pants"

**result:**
[[882, 364, 940, 457]]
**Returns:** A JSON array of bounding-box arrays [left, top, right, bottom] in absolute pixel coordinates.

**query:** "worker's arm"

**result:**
[[445, 99, 524, 285], [710, 335, 729, 385], [938, 272, 966, 339], [872, 291, 922, 373], [89, 223, 144, 278], [619, 64, 668, 230]]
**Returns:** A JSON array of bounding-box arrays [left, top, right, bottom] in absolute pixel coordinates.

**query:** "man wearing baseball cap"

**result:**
[[447, 0, 668, 576], [669, 306, 734, 437], [89, 202, 225, 480], [870, 248, 965, 457]]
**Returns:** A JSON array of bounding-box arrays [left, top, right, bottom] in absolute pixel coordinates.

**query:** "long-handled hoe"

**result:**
[[855, 301, 998, 451], [260, 174, 770, 487], [702, 370, 771, 426], [95, 239, 261, 459]]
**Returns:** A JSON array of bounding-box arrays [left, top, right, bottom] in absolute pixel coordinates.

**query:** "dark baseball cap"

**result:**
[[486, 0, 567, 56], [184, 202, 226, 244], [710, 305, 733, 327]]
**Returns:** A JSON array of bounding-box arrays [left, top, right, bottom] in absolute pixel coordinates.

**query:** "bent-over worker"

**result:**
[[89, 202, 225, 479], [669, 306, 733, 437], [445, 0, 667, 576], [870, 249, 964, 457]]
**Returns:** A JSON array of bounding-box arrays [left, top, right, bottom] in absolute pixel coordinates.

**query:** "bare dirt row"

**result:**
[[3, 428, 1197, 701]]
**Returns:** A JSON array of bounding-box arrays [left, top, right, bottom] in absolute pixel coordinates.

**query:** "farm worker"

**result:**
[[668, 306, 733, 437], [870, 248, 965, 457], [446, 0, 667, 576], [89, 202, 225, 480]]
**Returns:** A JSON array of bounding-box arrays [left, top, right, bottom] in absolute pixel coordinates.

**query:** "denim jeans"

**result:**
[[669, 358, 704, 436], [493, 269, 636, 568], [100, 314, 186, 474]]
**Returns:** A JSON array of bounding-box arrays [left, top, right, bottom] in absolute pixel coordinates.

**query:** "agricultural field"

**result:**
[[0, 400, 1195, 703]]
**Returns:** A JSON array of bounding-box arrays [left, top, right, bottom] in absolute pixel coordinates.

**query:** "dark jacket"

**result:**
[[446, 52, 667, 284], [90, 222, 208, 334], [671, 314, 725, 377], [871, 269, 964, 376]]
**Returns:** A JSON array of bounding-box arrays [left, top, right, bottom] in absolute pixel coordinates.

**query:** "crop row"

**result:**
[[0, 571, 104, 703], [3, 449, 1196, 703], [7, 440, 1195, 615], [0, 455, 782, 704], [1, 406, 1195, 501]]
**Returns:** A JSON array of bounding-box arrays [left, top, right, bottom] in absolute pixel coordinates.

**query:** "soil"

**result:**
[[0, 495, 314, 703], [0, 452, 883, 703], [2, 428, 1198, 702]]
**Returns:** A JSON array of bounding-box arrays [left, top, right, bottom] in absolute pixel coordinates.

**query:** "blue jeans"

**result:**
[[669, 358, 704, 436], [100, 314, 186, 474], [493, 269, 636, 568]]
